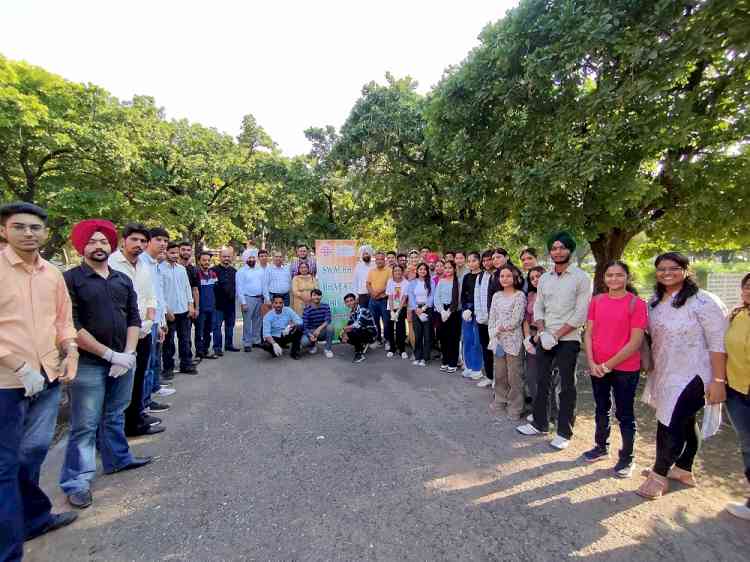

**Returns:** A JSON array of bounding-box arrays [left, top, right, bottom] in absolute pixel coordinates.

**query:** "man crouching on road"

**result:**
[[262, 295, 303, 359], [340, 293, 377, 363]]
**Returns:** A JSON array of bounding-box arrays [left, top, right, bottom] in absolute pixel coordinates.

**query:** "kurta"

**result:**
[[487, 290, 527, 356], [291, 275, 318, 316], [645, 290, 727, 425]]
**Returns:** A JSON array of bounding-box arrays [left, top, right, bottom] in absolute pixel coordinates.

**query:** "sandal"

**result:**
[[635, 471, 669, 500], [668, 466, 698, 487]]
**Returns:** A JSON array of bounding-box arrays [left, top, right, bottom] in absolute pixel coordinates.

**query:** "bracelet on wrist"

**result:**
[[713, 378, 726, 383]]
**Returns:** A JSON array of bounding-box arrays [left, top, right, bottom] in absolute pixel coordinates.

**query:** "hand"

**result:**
[[523, 337, 536, 355], [589, 362, 605, 378], [18, 364, 45, 397], [272, 342, 283, 357], [344, 325, 353, 332], [706, 380, 726, 404], [108, 365, 130, 378], [158, 326, 167, 343], [462, 309, 472, 322], [166, 312, 176, 322], [59, 352, 79, 383], [310, 333, 318, 343], [540, 332, 558, 351], [189, 305, 198, 320], [241, 304, 248, 312], [341, 332, 349, 343], [104, 349, 137, 370]]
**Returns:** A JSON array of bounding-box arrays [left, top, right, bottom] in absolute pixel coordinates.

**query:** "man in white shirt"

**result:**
[[353, 245, 374, 308], [236, 250, 266, 352], [108, 224, 165, 437]]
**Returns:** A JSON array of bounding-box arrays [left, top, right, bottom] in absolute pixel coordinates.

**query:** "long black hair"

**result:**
[[651, 252, 699, 309], [416, 262, 432, 295], [526, 265, 546, 293], [497, 264, 524, 291], [444, 260, 460, 311], [603, 260, 638, 295], [730, 272, 750, 322]]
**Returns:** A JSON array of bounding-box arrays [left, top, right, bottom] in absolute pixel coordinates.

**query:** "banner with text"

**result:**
[[315, 240, 358, 340]]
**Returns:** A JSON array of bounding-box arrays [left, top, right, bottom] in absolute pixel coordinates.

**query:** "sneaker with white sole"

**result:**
[[614, 459, 635, 479], [386, 351, 394, 358], [516, 423, 546, 436], [384, 341, 391, 351], [418, 360, 426, 367], [439, 364, 449, 372], [526, 413, 534, 423], [726, 501, 750, 521], [324, 350, 334, 359], [155, 388, 176, 397], [412, 360, 420, 366], [470, 371, 483, 381], [447, 367, 457, 373], [550, 435, 570, 450], [401, 352, 409, 360], [477, 378, 492, 388], [309, 345, 318, 355], [370, 341, 380, 349]]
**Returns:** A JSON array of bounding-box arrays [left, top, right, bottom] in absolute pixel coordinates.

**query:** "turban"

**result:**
[[547, 231, 577, 253], [425, 252, 439, 264], [359, 245, 373, 258], [241, 248, 258, 262], [70, 219, 118, 256]]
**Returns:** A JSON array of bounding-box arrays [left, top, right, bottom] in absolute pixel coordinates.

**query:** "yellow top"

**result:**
[[726, 308, 750, 395], [291, 275, 318, 316], [367, 266, 392, 298]]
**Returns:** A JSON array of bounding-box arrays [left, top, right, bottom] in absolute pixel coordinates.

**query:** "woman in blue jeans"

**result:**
[[724, 273, 750, 520], [583, 261, 648, 479]]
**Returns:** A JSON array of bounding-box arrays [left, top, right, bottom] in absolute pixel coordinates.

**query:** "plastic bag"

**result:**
[[701, 403, 722, 439]]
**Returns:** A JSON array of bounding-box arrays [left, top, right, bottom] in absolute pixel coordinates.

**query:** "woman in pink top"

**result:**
[[583, 260, 647, 478]]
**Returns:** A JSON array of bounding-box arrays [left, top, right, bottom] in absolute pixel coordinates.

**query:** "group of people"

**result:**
[[2, 203, 750, 562]]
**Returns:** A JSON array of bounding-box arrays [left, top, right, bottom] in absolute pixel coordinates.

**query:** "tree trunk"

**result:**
[[589, 228, 637, 294]]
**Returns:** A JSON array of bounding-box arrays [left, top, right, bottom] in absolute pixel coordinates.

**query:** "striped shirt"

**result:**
[[302, 303, 332, 335], [265, 264, 291, 296]]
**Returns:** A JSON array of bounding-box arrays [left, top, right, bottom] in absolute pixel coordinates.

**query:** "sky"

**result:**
[[1, 0, 518, 156]]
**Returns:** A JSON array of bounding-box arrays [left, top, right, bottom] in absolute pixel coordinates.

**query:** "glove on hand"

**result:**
[[440, 310, 450, 323], [18, 364, 45, 397], [103, 349, 137, 371], [108, 365, 130, 378], [524, 336, 536, 355], [540, 332, 558, 351], [462, 310, 472, 322], [272, 342, 283, 357]]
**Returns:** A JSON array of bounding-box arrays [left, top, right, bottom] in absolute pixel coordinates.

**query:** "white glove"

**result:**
[[282, 325, 292, 336], [418, 313, 429, 322], [462, 310, 472, 322], [103, 349, 137, 371], [109, 365, 130, 378], [390, 311, 398, 322], [440, 310, 450, 322], [272, 342, 283, 357], [524, 336, 536, 355], [540, 332, 558, 351], [476, 312, 489, 324], [18, 364, 45, 397]]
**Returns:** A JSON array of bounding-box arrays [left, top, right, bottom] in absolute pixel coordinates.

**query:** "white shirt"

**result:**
[[236, 264, 267, 305], [533, 265, 592, 342], [353, 260, 373, 295], [109, 250, 156, 335], [139, 252, 166, 327]]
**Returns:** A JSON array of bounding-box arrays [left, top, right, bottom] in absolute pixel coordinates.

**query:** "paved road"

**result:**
[[26, 343, 749, 561]]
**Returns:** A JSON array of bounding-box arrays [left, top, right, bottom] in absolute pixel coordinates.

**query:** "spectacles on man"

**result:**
[[8, 223, 45, 233]]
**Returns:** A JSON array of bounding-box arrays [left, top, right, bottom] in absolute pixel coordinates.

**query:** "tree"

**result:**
[[428, 0, 750, 289]]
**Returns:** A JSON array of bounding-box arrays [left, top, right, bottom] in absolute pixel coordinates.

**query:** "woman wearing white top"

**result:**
[[488, 265, 527, 420], [637, 252, 728, 499], [408, 263, 434, 366], [386, 265, 409, 359]]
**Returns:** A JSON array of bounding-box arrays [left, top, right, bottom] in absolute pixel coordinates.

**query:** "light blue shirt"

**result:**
[[262, 306, 303, 338], [406, 278, 434, 311], [434, 278, 457, 310], [236, 265, 266, 305], [159, 261, 193, 315], [139, 252, 166, 326], [265, 264, 291, 298]]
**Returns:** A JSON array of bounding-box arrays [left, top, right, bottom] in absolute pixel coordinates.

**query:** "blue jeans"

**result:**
[[0, 382, 61, 561], [726, 386, 750, 486], [60, 359, 135, 495], [213, 305, 236, 351], [461, 317, 483, 372], [196, 309, 215, 355], [144, 324, 162, 405], [301, 325, 334, 351], [368, 297, 389, 343]]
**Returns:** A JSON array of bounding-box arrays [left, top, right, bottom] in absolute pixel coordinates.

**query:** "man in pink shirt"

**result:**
[[0, 202, 79, 560]]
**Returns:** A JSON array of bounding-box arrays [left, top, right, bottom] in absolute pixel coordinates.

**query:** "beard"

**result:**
[[248, 260, 256, 267], [362, 256, 371, 263], [88, 250, 109, 262], [552, 253, 572, 264]]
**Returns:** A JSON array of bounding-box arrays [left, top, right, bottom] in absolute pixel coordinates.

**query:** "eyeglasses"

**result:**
[[655, 266, 684, 274], [8, 223, 45, 233]]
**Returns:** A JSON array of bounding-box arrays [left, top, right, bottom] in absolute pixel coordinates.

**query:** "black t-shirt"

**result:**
[[184, 264, 199, 290]]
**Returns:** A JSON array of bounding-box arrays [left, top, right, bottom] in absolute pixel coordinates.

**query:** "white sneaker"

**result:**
[[384, 341, 391, 351], [526, 414, 534, 423], [370, 341, 381, 349], [470, 371, 483, 381], [324, 350, 334, 359], [726, 501, 750, 521], [462, 369, 472, 379], [477, 378, 492, 388], [155, 387, 176, 397], [447, 367, 457, 373], [401, 352, 409, 360], [309, 345, 318, 355], [440, 364, 449, 372], [550, 435, 570, 450], [418, 360, 426, 367], [516, 423, 545, 436], [412, 360, 420, 366], [386, 351, 394, 358]]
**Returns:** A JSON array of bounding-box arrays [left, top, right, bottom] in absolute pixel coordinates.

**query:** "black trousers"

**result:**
[[591, 369, 640, 462], [387, 308, 407, 354], [262, 327, 303, 357], [125, 335, 152, 433], [653, 375, 705, 476], [162, 312, 193, 372], [438, 311, 461, 368], [477, 323, 494, 380], [413, 312, 433, 361], [532, 340, 580, 438], [347, 329, 374, 353], [358, 294, 370, 308]]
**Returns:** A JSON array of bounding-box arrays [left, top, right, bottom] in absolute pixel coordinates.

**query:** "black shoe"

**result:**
[[106, 456, 154, 474], [244, 346, 253, 352], [180, 366, 199, 375], [291, 352, 301, 360], [353, 353, 366, 363], [193, 357, 202, 364], [26, 511, 78, 542], [67, 490, 92, 509], [225, 347, 241, 352], [582, 446, 609, 463], [214, 350, 224, 357], [161, 370, 175, 381], [144, 414, 162, 426], [149, 402, 170, 413], [126, 425, 165, 437], [252, 343, 264, 349], [204, 353, 218, 359]]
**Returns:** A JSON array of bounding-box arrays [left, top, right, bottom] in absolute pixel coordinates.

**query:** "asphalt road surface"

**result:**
[[26, 342, 749, 561]]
